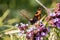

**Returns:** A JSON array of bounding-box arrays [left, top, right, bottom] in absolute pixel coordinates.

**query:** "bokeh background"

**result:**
[[0, 0, 60, 40]]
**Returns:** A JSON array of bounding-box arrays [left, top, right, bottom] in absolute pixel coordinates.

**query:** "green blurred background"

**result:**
[[0, 0, 60, 40]]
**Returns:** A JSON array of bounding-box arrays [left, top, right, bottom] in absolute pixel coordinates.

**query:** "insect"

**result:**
[[19, 8, 42, 25]]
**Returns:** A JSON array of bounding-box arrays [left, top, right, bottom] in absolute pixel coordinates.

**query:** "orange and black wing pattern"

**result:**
[[30, 8, 42, 24]]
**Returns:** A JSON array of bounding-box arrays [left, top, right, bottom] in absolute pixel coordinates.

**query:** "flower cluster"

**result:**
[[49, 3, 60, 29], [15, 21, 49, 40], [26, 22, 49, 40], [49, 12, 60, 28]]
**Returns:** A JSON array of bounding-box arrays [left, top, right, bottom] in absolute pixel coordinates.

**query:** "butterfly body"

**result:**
[[30, 8, 41, 24]]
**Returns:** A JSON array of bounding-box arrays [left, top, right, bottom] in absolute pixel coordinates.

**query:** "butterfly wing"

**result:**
[[30, 8, 42, 24]]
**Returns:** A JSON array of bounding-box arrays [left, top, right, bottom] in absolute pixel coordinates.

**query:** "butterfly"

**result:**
[[19, 8, 42, 25]]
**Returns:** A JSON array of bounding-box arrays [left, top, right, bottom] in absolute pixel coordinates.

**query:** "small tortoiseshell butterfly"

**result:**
[[20, 8, 42, 25]]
